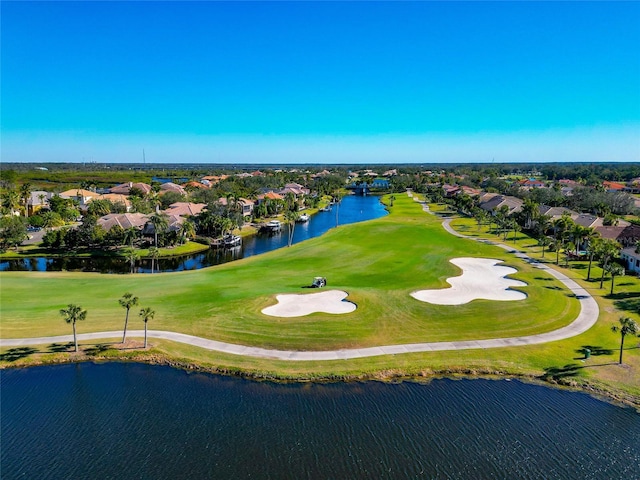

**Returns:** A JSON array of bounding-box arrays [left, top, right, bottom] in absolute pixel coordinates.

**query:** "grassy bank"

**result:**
[[1, 194, 638, 406]]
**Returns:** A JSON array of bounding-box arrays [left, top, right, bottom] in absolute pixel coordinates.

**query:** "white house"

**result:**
[[620, 247, 640, 275]]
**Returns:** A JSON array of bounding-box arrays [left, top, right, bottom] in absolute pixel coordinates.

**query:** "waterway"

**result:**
[[0, 195, 387, 274], [1, 363, 638, 479]]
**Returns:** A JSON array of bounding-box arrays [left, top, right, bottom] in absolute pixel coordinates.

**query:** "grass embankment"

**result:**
[[1, 194, 638, 406]]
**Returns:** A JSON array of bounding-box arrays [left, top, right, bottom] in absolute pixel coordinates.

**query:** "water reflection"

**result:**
[[1, 195, 387, 274]]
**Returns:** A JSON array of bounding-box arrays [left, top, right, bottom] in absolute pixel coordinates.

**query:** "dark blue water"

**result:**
[[2, 363, 638, 479], [0, 195, 387, 274]]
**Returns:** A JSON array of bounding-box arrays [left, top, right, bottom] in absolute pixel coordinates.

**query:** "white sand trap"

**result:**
[[262, 290, 357, 318], [411, 257, 527, 305]]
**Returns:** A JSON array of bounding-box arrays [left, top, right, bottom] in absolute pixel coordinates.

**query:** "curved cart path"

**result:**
[[1, 197, 599, 361]]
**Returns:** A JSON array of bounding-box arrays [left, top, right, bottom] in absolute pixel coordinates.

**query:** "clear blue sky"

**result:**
[[2, 1, 639, 164]]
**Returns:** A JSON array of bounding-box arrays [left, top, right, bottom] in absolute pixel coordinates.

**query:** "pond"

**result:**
[[1, 363, 638, 479], [0, 195, 387, 274]]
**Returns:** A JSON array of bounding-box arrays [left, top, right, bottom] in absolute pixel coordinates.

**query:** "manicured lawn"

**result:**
[[1, 195, 576, 348], [1, 194, 637, 404]]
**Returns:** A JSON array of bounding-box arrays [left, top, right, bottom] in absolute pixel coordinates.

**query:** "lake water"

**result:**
[[2, 363, 638, 479], [0, 195, 387, 274]]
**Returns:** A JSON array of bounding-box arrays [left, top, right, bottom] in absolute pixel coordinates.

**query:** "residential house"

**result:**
[[97, 213, 148, 232], [59, 188, 99, 209], [159, 182, 187, 196], [27, 191, 52, 215], [518, 178, 546, 190], [479, 195, 523, 215], [602, 181, 625, 192], [165, 202, 207, 217], [256, 191, 284, 204], [109, 182, 152, 196], [571, 214, 603, 230], [538, 205, 577, 221], [620, 247, 640, 274], [595, 224, 640, 247], [98, 193, 132, 212]]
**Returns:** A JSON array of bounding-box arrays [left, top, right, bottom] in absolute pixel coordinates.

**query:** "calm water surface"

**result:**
[[2, 363, 638, 479], [0, 195, 387, 274]]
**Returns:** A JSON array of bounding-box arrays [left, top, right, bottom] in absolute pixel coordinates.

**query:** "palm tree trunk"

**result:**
[[291, 222, 296, 246], [611, 275, 616, 295], [600, 260, 608, 289], [122, 309, 129, 343], [73, 321, 78, 352], [587, 254, 593, 280], [619, 334, 625, 364], [144, 322, 148, 349]]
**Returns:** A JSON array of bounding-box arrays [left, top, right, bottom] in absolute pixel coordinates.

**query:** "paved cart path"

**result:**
[[1, 196, 598, 360]]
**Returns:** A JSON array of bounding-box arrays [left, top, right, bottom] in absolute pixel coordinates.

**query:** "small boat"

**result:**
[[296, 213, 310, 223], [265, 220, 282, 232], [319, 206, 331, 212], [223, 234, 241, 247]]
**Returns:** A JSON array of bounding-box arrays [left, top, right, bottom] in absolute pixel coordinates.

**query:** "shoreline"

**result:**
[[2, 352, 638, 411]]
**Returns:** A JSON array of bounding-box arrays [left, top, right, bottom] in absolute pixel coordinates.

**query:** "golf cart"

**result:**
[[311, 277, 327, 288]]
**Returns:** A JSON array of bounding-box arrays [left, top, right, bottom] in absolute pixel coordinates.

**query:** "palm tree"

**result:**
[[598, 239, 621, 289], [19, 183, 32, 217], [178, 219, 196, 244], [473, 208, 488, 231], [148, 246, 159, 274], [511, 219, 520, 243], [123, 227, 139, 248], [584, 231, 601, 281], [607, 262, 625, 295], [59, 304, 87, 352], [139, 307, 155, 348], [284, 210, 299, 247], [552, 215, 573, 265], [119, 293, 139, 343], [3, 189, 21, 216], [611, 317, 639, 364], [148, 212, 169, 248], [520, 198, 539, 230], [124, 247, 140, 273]]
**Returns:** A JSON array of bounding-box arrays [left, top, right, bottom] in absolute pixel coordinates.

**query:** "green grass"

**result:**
[[0, 196, 576, 348], [1, 194, 638, 405]]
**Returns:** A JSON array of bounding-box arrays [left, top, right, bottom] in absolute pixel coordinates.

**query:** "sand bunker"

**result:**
[[411, 257, 527, 305], [262, 290, 357, 318]]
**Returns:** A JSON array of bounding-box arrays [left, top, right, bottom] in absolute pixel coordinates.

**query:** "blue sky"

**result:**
[[2, 1, 639, 164]]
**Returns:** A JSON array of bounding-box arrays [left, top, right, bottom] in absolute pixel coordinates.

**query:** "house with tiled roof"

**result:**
[[216, 197, 254, 216], [159, 182, 186, 196], [603, 181, 625, 192], [165, 202, 207, 217], [518, 178, 546, 190], [97, 213, 148, 232], [59, 189, 99, 208], [109, 182, 152, 196], [479, 195, 523, 215], [98, 193, 132, 212], [257, 191, 284, 204], [27, 191, 52, 215], [460, 186, 481, 197], [595, 224, 640, 247], [571, 214, 603, 229], [183, 181, 210, 190], [538, 205, 577, 220]]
